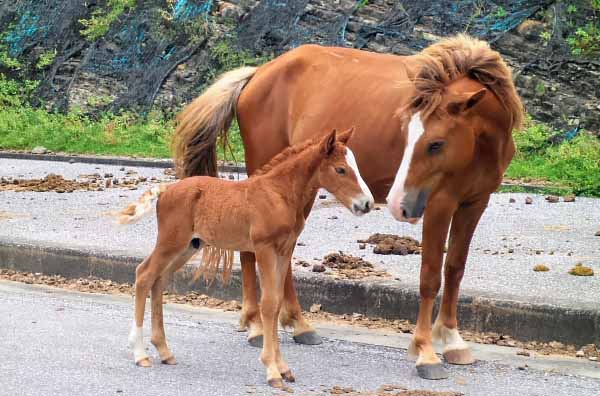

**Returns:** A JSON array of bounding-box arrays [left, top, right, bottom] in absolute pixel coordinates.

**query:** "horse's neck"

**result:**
[[257, 147, 322, 209]]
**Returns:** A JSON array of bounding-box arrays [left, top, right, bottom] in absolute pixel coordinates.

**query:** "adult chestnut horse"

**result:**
[[173, 35, 523, 380]]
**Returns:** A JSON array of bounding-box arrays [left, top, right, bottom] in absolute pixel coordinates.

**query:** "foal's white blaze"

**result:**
[[128, 321, 148, 363], [386, 112, 425, 222], [345, 147, 374, 215]]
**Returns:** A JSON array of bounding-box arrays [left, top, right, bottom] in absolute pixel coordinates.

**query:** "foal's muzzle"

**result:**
[[351, 195, 374, 216]]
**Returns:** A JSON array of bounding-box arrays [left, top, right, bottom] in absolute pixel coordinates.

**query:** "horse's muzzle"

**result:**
[[387, 189, 429, 223]]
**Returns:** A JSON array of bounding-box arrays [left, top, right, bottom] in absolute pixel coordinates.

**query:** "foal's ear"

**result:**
[[337, 126, 355, 144], [447, 88, 486, 116], [322, 129, 337, 156]]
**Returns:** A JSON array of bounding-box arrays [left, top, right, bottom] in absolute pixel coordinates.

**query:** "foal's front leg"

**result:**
[[433, 199, 488, 365], [256, 249, 293, 388]]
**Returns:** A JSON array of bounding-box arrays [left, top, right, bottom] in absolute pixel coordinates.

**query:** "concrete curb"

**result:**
[[1, 240, 598, 346], [0, 151, 246, 174]]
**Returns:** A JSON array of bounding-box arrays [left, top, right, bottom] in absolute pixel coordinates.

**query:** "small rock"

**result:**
[[359, 243, 366, 250], [545, 195, 559, 203], [328, 216, 338, 220], [508, 248, 514, 253], [104, 173, 113, 178], [509, 198, 516, 203], [576, 350, 585, 357], [309, 303, 321, 313], [312, 263, 326, 273], [69, 159, 76, 164], [517, 364, 528, 370], [31, 146, 48, 154], [563, 194, 576, 202], [568, 263, 594, 276], [589, 356, 598, 362], [533, 264, 549, 272], [119, 167, 125, 171], [595, 230, 600, 237], [228, 174, 235, 180], [318, 194, 327, 199], [525, 197, 533, 204], [517, 350, 531, 357], [297, 242, 306, 246]]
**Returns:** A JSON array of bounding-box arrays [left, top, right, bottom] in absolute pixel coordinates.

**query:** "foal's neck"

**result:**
[[258, 146, 323, 209]]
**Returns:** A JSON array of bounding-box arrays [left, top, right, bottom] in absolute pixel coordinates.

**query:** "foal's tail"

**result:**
[[172, 66, 257, 178], [117, 184, 169, 224]]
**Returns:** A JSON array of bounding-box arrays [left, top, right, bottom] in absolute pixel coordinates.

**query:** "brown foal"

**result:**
[[120, 128, 373, 388]]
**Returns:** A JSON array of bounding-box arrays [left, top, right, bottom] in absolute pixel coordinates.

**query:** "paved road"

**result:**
[[1, 158, 599, 311], [1, 280, 599, 396]]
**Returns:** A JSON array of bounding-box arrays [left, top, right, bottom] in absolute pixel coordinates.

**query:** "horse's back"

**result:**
[[237, 44, 413, 201]]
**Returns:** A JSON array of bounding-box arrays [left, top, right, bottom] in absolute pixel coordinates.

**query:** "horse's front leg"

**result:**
[[408, 196, 456, 380], [433, 198, 489, 365]]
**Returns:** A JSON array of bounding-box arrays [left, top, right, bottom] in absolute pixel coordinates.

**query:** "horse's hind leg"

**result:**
[[239, 251, 264, 347], [150, 241, 200, 365]]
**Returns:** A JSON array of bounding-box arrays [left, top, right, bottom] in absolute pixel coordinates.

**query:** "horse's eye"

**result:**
[[427, 141, 444, 155], [335, 167, 346, 175]]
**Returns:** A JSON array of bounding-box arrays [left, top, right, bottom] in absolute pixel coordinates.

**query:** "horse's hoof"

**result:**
[[161, 356, 177, 365], [248, 335, 263, 348], [267, 378, 284, 388], [135, 357, 152, 368], [443, 348, 475, 365], [281, 370, 295, 383], [416, 363, 448, 380], [293, 331, 323, 345]]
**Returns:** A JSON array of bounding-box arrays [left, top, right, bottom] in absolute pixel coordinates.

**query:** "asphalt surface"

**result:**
[[1, 158, 599, 311], [1, 280, 599, 396]]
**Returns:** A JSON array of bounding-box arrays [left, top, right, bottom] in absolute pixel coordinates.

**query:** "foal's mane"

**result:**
[[410, 34, 524, 131], [252, 139, 318, 177]]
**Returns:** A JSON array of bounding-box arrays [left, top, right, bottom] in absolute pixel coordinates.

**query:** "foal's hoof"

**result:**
[[135, 357, 152, 368], [416, 363, 448, 380], [281, 370, 296, 383], [443, 348, 475, 365], [248, 335, 263, 348], [161, 356, 177, 365], [293, 331, 323, 345], [267, 378, 284, 389]]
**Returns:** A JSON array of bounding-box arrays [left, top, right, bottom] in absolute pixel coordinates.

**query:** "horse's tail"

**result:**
[[172, 66, 257, 178], [117, 184, 169, 224]]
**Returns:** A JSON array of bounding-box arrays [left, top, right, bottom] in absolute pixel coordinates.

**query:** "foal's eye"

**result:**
[[427, 141, 444, 155], [335, 167, 346, 175]]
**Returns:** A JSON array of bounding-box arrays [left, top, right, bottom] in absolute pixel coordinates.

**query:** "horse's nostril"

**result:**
[[402, 208, 408, 219], [353, 203, 360, 213]]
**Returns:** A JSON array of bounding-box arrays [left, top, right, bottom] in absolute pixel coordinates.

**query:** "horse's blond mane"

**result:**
[[411, 34, 524, 131], [252, 139, 318, 177]]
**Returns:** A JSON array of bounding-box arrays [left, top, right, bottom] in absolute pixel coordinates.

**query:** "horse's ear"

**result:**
[[337, 127, 355, 144], [322, 129, 337, 156], [447, 89, 486, 116]]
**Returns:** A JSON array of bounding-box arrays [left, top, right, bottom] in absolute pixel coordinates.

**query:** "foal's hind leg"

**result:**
[[150, 242, 200, 365]]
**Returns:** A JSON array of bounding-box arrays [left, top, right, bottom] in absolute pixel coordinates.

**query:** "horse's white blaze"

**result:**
[[345, 147, 374, 202], [128, 322, 147, 362], [386, 112, 425, 218]]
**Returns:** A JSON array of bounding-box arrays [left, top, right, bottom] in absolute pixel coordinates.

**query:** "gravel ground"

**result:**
[[0, 158, 599, 311], [1, 280, 599, 396]]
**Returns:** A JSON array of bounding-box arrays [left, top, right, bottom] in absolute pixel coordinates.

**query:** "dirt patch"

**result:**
[[0, 269, 241, 311], [0, 172, 174, 193], [321, 253, 390, 280], [328, 385, 462, 395], [358, 234, 421, 256]]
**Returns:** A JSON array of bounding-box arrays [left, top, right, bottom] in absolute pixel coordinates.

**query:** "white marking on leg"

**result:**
[[433, 321, 469, 352], [386, 113, 425, 214], [128, 321, 148, 363], [345, 147, 374, 201]]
